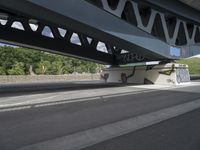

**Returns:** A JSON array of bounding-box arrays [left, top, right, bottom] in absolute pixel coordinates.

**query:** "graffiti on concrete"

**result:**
[[159, 64, 175, 75], [116, 53, 145, 64], [176, 68, 190, 83], [100, 73, 109, 82]]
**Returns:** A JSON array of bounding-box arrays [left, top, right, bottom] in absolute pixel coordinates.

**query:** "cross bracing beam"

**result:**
[[0, 8, 153, 65], [0, 0, 199, 66], [0, 11, 114, 65], [89, 0, 200, 48], [146, 0, 200, 25], [0, 0, 174, 63]]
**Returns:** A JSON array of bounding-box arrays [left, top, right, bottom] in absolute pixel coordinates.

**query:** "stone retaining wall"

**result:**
[[0, 74, 100, 84]]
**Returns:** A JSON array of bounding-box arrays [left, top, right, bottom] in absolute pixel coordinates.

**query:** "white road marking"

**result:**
[[34, 97, 100, 108], [0, 83, 199, 112], [0, 89, 155, 112], [17, 98, 200, 150], [0, 106, 31, 112]]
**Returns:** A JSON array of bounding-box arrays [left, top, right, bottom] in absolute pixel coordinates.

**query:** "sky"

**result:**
[[170, 46, 181, 57]]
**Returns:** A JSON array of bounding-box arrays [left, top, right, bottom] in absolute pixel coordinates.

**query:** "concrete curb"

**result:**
[[18, 98, 200, 150], [0, 74, 100, 84]]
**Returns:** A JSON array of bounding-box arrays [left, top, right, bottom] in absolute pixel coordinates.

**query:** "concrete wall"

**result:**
[[101, 63, 190, 85], [0, 74, 100, 84]]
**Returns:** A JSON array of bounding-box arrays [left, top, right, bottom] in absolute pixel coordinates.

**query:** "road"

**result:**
[[83, 108, 200, 150], [0, 80, 121, 97], [0, 81, 200, 150]]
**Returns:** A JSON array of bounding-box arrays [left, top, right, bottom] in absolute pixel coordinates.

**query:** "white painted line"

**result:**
[[0, 106, 31, 112], [34, 97, 100, 108], [17, 98, 200, 150], [102, 89, 155, 99], [130, 83, 194, 91], [0, 89, 155, 112], [1, 82, 199, 112]]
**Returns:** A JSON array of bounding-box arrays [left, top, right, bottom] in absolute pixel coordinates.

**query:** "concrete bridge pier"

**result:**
[[101, 63, 190, 85]]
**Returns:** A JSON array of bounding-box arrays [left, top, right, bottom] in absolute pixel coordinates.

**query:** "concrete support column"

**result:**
[[101, 63, 190, 85]]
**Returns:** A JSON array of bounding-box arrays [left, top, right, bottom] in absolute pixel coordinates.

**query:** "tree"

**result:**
[[35, 60, 51, 75], [0, 66, 6, 75], [52, 60, 65, 75], [0, 46, 104, 75], [7, 62, 25, 75]]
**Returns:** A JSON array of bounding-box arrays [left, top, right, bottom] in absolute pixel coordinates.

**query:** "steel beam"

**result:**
[[145, 0, 200, 25], [0, 0, 171, 61], [0, 0, 199, 65], [0, 23, 114, 65]]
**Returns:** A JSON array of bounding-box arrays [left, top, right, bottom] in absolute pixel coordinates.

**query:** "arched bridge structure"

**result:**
[[0, 0, 200, 65]]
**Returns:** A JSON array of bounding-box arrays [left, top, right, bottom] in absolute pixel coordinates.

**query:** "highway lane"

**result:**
[[83, 108, 200, 150], [0, 83, 200, 150], [0, 80, 123, 97]]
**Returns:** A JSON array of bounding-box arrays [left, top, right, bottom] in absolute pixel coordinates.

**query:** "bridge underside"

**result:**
[[0, 0, 200, 65]]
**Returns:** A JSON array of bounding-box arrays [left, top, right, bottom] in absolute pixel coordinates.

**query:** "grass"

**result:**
[[177, 58, 200, 75]]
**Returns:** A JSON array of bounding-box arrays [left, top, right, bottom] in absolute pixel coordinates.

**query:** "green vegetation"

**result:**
[[0, 46, 103, 75], [177, 58, 200, 75], [1, 46, 199, 76]]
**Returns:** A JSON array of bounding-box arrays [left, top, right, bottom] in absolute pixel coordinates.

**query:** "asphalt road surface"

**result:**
[[0, 81, 122, 97], [0, 82, 200, 150], [82, 108, 200, 150]]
